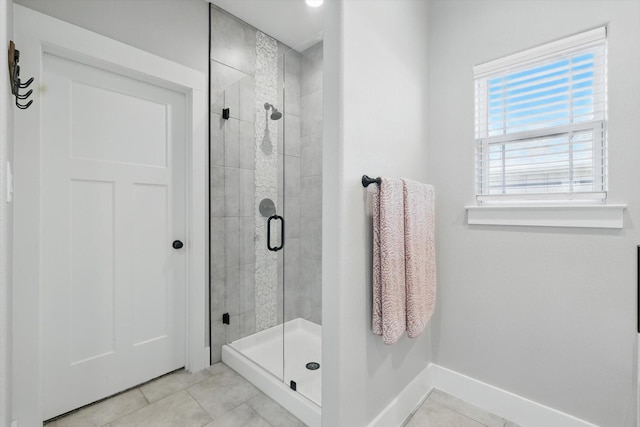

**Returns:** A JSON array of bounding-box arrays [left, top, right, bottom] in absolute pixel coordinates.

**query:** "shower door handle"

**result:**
[[267, 215, 284, 252]]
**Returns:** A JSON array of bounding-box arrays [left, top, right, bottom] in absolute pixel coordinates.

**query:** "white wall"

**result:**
[[323, 1, 431, 425], [428, 1, 640, 425], [13, 0, 209, 73], [1, 1, 13, 426]]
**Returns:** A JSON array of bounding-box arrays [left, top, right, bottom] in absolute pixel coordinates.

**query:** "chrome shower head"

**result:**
[[264, 102, 282, 121]]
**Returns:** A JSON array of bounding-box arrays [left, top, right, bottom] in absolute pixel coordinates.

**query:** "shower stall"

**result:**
[[208, 6, 323, 426]]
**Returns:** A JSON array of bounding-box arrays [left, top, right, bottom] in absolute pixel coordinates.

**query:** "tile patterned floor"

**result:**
[[404, 389, 521, 427], [45, 362, 520, 427], [45, 363, 305, 427]]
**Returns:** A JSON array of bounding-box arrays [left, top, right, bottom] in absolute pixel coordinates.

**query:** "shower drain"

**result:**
[[305, 362, 320, 371]]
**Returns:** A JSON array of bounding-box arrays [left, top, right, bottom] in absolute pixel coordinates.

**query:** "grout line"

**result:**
[[400, 388, 435, 426], [435, 401, 492, 427], [210, 59, 254, 79], [112, 372, 215, 426], [188, 364, 261, 423], [404, 388, 509, 427], [140, 386, 151, 405], [247, 405, 276, 427], [442, 401, 501, 427], [45, 386, 151, 425], [95, 392, 144, 427], [185, 387, 215, 425]]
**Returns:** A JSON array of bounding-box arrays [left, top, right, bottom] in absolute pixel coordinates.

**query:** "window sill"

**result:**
[[465, 204, 627, 229]]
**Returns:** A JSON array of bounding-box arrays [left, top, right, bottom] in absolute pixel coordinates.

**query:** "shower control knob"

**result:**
[[172, 240, 184, 250]]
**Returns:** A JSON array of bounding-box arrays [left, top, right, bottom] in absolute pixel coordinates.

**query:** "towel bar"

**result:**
[[362, 175, 381, 187]]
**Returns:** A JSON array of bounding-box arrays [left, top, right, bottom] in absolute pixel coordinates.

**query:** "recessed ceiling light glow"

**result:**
[[305, 0, 323, 7]]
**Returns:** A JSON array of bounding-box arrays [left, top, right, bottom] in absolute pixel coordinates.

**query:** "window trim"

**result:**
[[467, 26, 624, 229], [465, 204, 626, 229], [474, 27, 606, 79]]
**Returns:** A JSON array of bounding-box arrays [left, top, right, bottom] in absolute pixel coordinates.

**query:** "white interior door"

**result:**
[[13, 6, 208, 425], [39, 47, 187, 419]]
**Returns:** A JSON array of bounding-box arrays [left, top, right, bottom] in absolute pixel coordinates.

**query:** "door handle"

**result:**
[[172, 240, 184, 249], [267, 215, 284, 252]]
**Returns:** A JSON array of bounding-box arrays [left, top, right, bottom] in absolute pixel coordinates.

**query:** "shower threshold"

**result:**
[[221, 318, 321, 427]]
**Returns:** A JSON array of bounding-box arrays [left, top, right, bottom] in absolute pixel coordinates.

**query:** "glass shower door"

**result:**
[[212, 64, 285, 384], [281, 43, 323, 407]]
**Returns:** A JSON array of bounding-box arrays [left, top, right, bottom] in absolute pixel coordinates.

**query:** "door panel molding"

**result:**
[[12, 5, 207, 425]]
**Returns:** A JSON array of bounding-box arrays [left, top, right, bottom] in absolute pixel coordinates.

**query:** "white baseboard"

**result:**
[[431, 364, 599, 427], [366, 366, 433, 427], [367, 363, 599, 427]]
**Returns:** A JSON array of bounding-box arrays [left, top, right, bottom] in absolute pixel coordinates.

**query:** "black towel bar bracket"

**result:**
[[362, 175, 381, 187]]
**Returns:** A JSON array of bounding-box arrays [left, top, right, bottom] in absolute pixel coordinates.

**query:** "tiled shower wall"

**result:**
[[301, 42, 323, 325], [280, 43, 323, 325], [278, 49, 301, 325], [210, 7, 261, 363], [209, 5, 323, 362]]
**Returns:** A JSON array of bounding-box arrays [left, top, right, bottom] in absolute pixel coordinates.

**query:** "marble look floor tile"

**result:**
[[405, 399, 486, 427], [55, 389, 148, 427], [247, 392, 306, 427], [110, 390, 211, 427], [428, 389, 505, 427], [189, 363, 261, 419], [202, 404, 272, 427], [139, 368, 212, 403]]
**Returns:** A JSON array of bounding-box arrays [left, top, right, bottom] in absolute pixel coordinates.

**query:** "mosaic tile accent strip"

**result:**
[[254, 31, 279, 331]]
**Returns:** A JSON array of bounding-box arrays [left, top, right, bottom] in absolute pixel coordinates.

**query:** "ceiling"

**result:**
[[208, 0, 323, 52]]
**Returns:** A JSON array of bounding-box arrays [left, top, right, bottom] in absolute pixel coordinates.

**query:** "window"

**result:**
[[474, 27, 607, 203]]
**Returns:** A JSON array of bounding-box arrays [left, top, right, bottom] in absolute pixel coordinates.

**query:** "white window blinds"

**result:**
[[474, 27, 607, 202]]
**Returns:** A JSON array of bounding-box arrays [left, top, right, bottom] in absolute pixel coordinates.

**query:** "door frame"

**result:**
[[0, 1, 12, 426], [12, 5, 208, 425]]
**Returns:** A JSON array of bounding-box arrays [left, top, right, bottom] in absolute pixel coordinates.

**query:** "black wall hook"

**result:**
[[8, 41, 34, 110]]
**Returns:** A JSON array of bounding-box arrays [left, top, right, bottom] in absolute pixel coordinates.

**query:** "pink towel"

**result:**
[[402, 179, 436, 338], [372, 178, 406, 345]]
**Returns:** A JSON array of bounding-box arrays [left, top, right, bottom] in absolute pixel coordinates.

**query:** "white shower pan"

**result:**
[[222, 318, 321, 427]]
